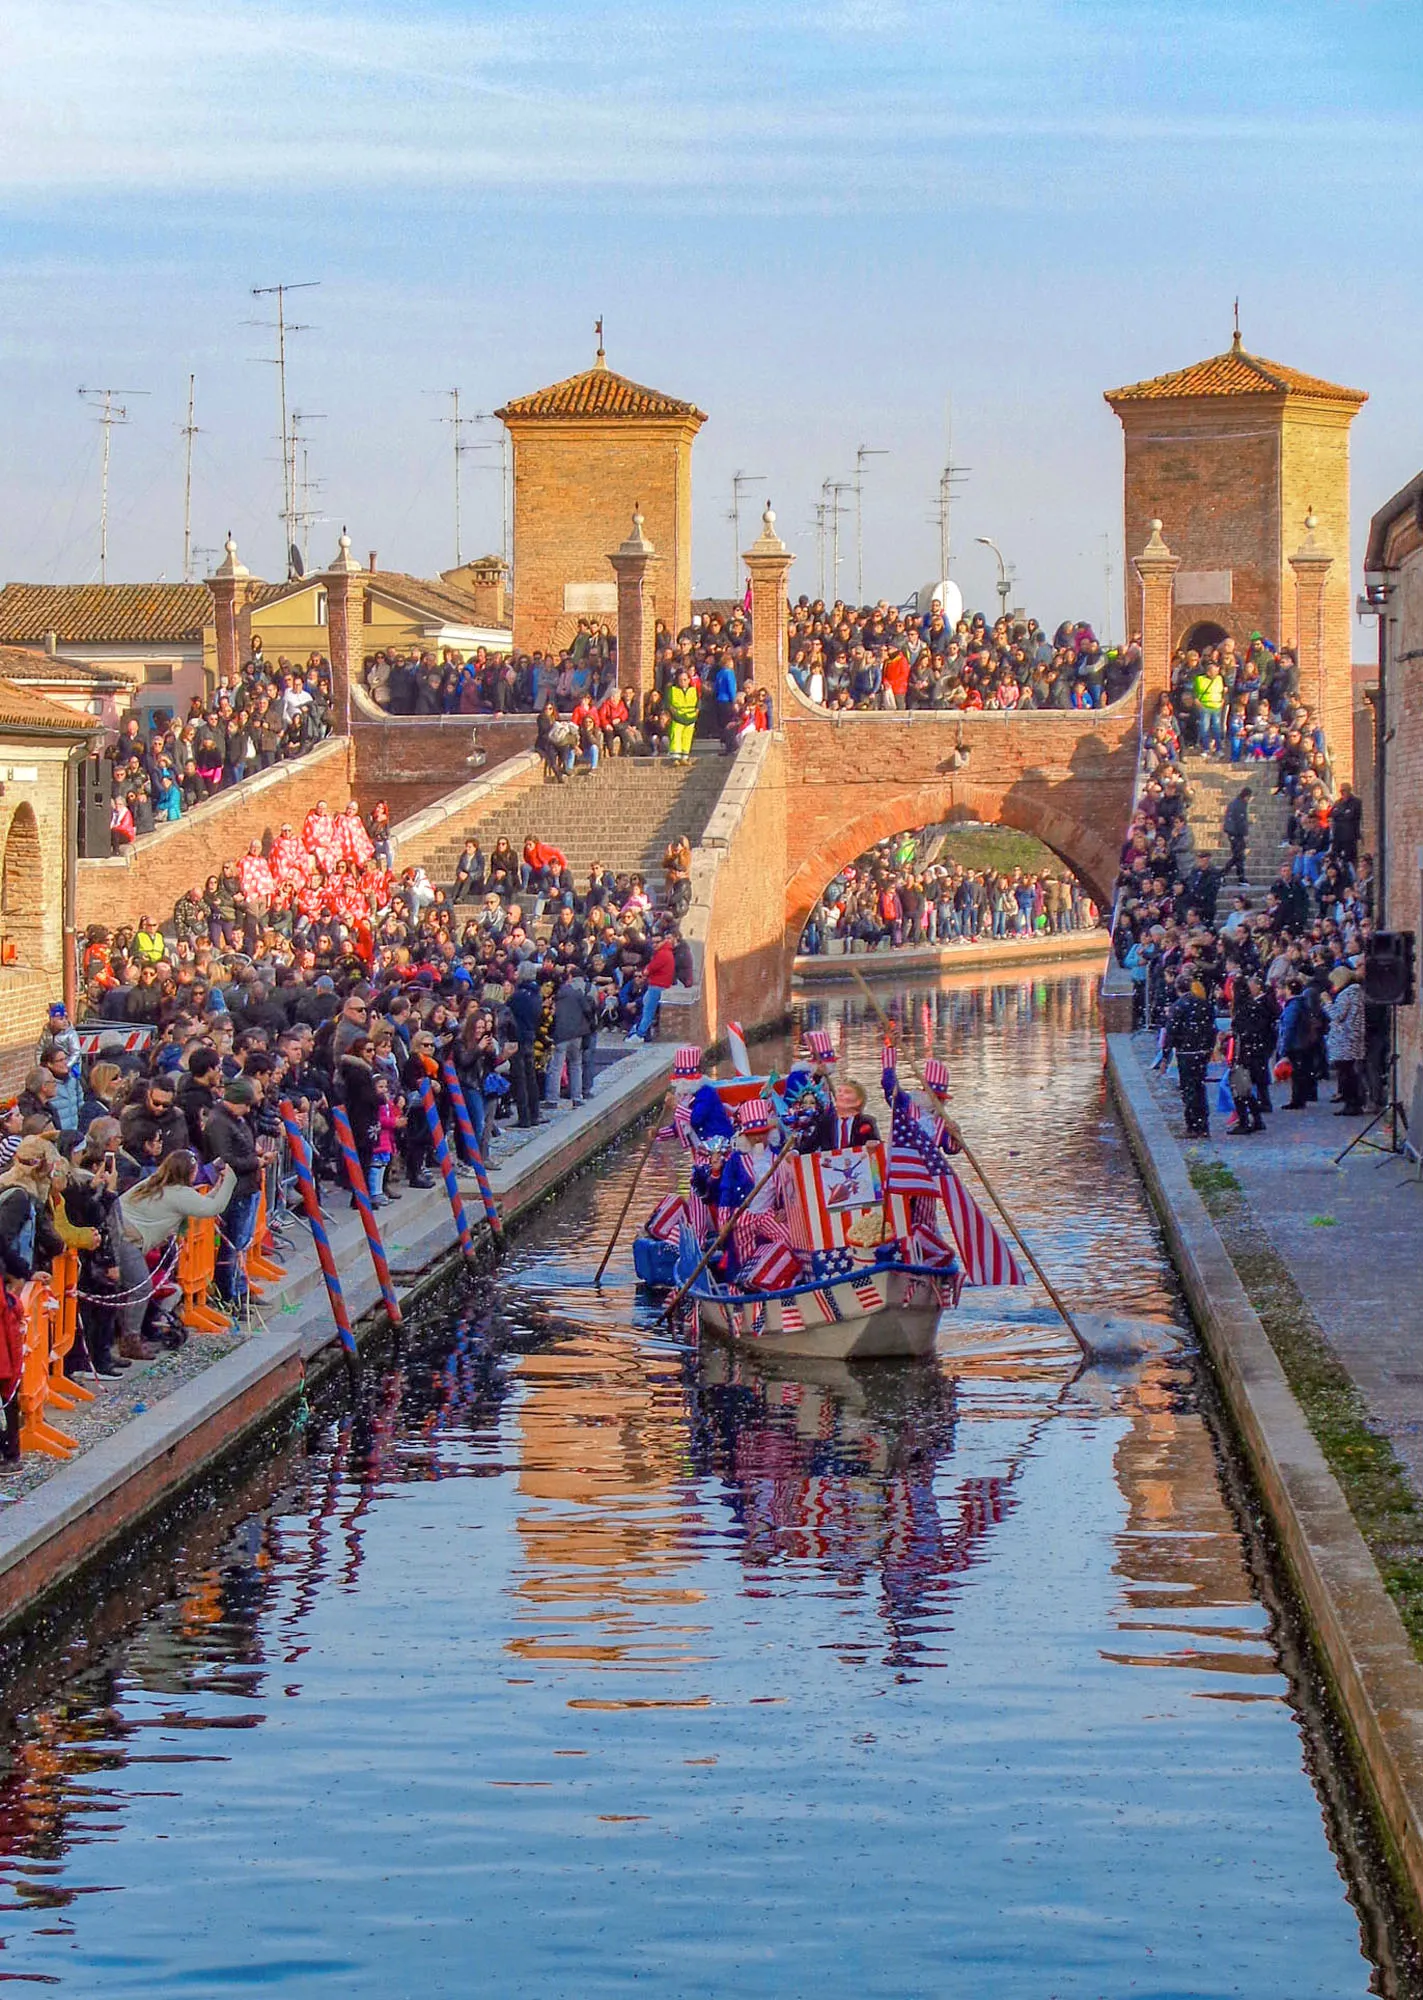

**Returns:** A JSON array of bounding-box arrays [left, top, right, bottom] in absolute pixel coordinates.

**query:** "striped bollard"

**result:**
[[330, 1103, 403, 1327], [277, 1099, 357, 1356], [417, 1077, 477, 1261], [440, 1061, 503, 1238]]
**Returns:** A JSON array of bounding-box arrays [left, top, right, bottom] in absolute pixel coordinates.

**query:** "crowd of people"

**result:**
[[788, 605, 1140, 711], [105, 648, 333, 846], [1113, 662, 1376, 1138], [800, 835, 1098, 955], [1161, 632, 1324, 763], [361, 597, 1142, 731]]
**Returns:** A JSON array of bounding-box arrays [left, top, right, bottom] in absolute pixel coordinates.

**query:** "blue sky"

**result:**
[[2, 0, 1420, 638]]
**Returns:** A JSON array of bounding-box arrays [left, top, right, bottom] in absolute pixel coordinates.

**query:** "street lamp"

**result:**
[[976, 536, 1012, 620]]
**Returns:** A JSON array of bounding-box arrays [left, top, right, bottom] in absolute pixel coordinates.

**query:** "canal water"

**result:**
[[0, 969, 1411, 1997]]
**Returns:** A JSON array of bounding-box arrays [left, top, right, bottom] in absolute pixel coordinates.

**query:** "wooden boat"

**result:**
[[688, 1258, 951, 1362]]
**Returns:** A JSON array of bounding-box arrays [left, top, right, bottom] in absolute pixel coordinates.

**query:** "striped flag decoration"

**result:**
[[742, 1240, 804, 1291], [725, 1020, 752, 1075], [884, 1098, 947, 1197], [779, 1296, 806, 1331], [938, 1169, 1026, 1287], [645, 1193, 692, 1243], [786, 1147, 885, 1251], [851, 1274, 884, 1314], [77, 1025, 154, 1054]]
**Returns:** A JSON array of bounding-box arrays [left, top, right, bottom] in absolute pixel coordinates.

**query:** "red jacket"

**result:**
[[645, 939, 677, 990]]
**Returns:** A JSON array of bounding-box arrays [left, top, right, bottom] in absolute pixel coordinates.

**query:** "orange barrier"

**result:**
[[45, 1248, 93, 1407], [17, 1280, 75, 1459], [178, 1217, 232, 1335], [244, 1185, 287, 1290]]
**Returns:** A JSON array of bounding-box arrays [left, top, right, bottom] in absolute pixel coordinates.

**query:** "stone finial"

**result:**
[[1142, 518, 1170, 558], [212, 532, 250, 581], [1290, 508, 1332, 571], [617, 506, 654, 558], [746, 502, 789, 561], [328, 527, 363, 576]]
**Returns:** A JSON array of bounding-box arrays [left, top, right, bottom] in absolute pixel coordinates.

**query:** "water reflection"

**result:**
[[0, 971, 1400, 1997]]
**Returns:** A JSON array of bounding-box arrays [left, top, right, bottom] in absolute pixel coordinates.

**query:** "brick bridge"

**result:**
[[777, 692, 1140, 951]]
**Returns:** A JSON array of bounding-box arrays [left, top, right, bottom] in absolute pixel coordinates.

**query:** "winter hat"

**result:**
[[223, 1077, 259, 1106]]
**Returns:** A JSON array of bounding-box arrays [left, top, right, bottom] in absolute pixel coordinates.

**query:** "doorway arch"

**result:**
[[1181, 620, 1230, 654]]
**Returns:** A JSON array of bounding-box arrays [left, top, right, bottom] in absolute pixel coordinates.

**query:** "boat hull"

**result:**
[[695, 1267, 946, 1362]]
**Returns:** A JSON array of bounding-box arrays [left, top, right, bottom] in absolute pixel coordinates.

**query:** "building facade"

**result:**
[[0, 583, 210, 723], [1363, 475, 1423, 1117], [496, 345, 706, 655], [1106, 333, 1366, 772]]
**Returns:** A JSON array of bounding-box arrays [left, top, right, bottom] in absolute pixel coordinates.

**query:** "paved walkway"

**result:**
[[1137, 1033, 1423, 1493]]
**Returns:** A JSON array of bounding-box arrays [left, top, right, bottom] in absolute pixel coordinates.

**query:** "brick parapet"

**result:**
[[75, 737, 354, 933]]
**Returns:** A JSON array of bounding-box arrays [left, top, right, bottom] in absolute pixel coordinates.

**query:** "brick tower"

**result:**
[[1105, 331, 1366, 766], [496, 337, 706, 655]]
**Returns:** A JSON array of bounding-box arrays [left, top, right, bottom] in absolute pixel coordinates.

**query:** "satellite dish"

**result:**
[[917, 578, 963, 624], [288, 544, 305, 579]]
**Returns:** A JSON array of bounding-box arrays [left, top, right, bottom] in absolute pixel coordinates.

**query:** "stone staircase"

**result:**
[[412, 747, 736, 893], [1179, 757, 1291, 908]]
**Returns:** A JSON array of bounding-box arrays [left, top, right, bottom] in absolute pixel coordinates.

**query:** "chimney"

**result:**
[[368, 551, 378, 573], [469, 556, 507, 628], [43, 630, 58, 657]]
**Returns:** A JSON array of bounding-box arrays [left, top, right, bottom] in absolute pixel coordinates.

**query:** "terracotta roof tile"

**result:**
[[0, 644, 129, 685], [0, 681, 102, 734], [1106, 340, 1367, 407], [0, 582, 210, 645], [496, 360, 705, 423]]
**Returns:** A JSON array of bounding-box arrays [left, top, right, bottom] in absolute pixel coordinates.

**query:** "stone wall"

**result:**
[[76, 737, 353, 933], [1380, 542, 1423, 1109], [350, 694, 536, 823], [664, 732, 789, 1044], [506, 421, 695, 653]]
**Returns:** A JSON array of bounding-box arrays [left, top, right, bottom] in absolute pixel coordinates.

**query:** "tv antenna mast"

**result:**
[[853, 444, 888, 606], [728, 470, 766, 595], [824, 480, 853, 603], [467, 410, 511, 575], [934, 398, 970, 581], [180, 374, 203, 582], [289, 410, 326, 571], [249, 280, 319, 574], [78, 385, 148, 583], [427, 388, 482, 566]]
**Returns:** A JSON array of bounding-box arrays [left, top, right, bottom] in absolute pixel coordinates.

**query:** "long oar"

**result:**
[[595, 1089, 672, 1286], [849, 968, 1091, 1358], [661, 1149, 788, 1325]]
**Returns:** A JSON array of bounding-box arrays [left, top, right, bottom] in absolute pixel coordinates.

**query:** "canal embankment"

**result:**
[[795, 929, 1107, 983], [1108, 1029, 1423, 1917], [0, 1042, 676, 1637]]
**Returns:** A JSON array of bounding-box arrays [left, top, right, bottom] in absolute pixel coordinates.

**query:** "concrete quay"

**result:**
[[1107, 1031, 1423, 1916], [794, 929, 1108, 983], [0, 1042, 675, 1639]]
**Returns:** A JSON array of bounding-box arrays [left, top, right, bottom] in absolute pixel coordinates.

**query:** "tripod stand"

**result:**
[[1334, 1007, 1409, 1164]]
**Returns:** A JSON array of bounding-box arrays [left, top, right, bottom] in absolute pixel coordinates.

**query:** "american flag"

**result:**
[[742, 1240, 803, 1290], [884, 1099, 946, 1197], [851, 1274, 884, 1314], [779, 1296, 805, 1331], [938, 1170, 1026, 1288], [645, 1193, 691, 1243], [809, 1246, 856, 1282]]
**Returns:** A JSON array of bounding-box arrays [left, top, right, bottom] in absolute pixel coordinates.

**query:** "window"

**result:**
[[143, 662, 174, 686], [315, 589, 329, 627]]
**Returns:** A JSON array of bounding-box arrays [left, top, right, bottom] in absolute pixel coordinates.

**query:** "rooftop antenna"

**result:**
[[934, 395, 971, 580], [468, 410, 511, 575], [249, 280, 320, 575], [853, 444, 889, 606], [289, 410, 326, 569], [594, 315, 606, 365], [813, 499, 828, 601], [78, 385, 148, 584], [180, 373, 203, 583], [428, 388, 479, 566], [1232, 296, 1241, 348], [825, 480, 853, 604], [728, 470, 766, 595]]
